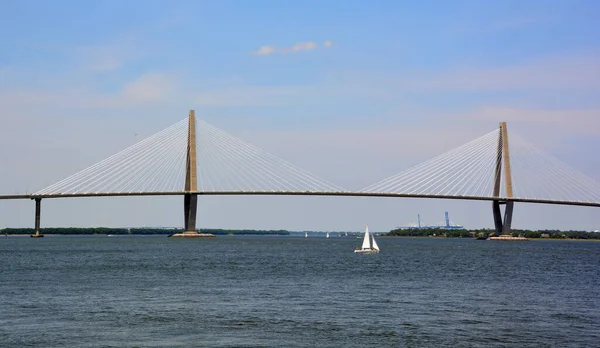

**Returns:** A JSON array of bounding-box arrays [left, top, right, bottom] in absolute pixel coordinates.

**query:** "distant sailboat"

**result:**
[[305, 232, 308, 238], [354, 225, 380, 254], [326, 232, 330, 238]]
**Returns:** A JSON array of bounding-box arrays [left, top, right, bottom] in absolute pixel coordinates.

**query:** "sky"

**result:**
[[1, 0, 599, 232]]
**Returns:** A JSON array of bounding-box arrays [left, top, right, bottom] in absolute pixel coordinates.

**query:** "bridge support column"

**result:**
[[31, 198, 44, 238], [491, 122, 515, 237], [493, 200, 502, 233], [184, 193, 197, 232], [171, 110, 214, 238], [503, 201, 514, 235], [492, 200, 514, 236]]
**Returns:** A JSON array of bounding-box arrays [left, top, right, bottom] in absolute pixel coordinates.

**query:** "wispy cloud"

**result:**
[[252, 45, 277, 56], [461, 107, 600, 135], [191, 85, 310, 107], [0, 72, 180, 110], [120, 73, 178, 103], [328, 51, 600, 95], [251, 40, 333, 55], [76, 43, 141, 72], [3, 52, 598, 111], [418, 53, 600, 92], [283, 41, 318, 53]]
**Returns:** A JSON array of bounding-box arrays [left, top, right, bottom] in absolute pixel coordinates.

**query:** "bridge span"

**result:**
[[2, 110, 599, 237], [2, 191, 600, 208]]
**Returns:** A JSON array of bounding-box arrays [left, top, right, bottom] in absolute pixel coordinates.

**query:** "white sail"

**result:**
[[361, 225, 371, 250], [326, 232, 330, 238], [305, 232, 308, 238], [371, 233, 380, 251]]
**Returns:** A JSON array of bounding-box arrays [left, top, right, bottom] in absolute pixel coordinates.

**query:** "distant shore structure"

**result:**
[[397, 212, 464, 230]]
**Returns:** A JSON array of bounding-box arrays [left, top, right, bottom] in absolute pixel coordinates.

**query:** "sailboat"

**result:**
[[305, 232, 308, 238], [326, 232, 330, 238], [354, 225, 380, 254]]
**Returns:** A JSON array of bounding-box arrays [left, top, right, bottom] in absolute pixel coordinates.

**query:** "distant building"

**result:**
[[541, 233, 550, 238], [398, 212, 464, 230]]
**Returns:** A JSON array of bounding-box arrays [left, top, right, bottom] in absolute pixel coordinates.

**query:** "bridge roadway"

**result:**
[[1, 191, 599, 208]]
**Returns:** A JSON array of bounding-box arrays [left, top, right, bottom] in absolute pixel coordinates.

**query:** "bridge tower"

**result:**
[[492, 122, 514, 236], [30, 198, 43, 238], [172, 110, 214, 238], [184, 110, 198, 232]]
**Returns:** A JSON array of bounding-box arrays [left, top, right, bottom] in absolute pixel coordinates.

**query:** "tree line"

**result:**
[[386, 228, 600, 240], [2, 226, 596, 239], [1, 227, 290, 236]]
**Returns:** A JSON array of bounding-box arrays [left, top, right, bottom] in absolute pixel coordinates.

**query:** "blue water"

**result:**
[[1, 236, 599, 347]]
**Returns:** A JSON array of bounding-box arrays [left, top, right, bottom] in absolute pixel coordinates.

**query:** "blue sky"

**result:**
[[1, 0, 599, 232]]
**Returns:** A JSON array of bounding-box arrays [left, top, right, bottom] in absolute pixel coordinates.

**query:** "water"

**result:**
[[1, 236, 599, 347]]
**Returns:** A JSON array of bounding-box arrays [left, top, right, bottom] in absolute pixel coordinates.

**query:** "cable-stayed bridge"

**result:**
[[1, 110, 599, 237]]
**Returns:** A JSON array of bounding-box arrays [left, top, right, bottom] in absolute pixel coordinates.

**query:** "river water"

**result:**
[[1, 235, 599, 347]]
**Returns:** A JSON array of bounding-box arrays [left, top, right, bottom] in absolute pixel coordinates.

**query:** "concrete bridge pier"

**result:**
[[493, 200, 514, 235], [184, 193, 198, 232], [31, 198, 43, 238]]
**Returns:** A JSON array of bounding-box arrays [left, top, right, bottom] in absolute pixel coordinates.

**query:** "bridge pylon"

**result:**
[[30, 198, 44, 238], [492, 122, 514, 236], [172, 110, 214, 238]]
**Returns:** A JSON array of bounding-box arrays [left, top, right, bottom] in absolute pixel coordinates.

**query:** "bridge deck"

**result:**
[[1, 191, 598, 208]]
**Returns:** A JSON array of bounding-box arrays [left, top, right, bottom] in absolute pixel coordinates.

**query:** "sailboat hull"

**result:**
[[354, 249, 379, 254]]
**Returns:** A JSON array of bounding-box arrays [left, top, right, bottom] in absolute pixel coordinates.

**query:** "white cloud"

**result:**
[[287, 41, 318, 53], [120, 73, 178, 103], [251, 45, 277, 55], [251, 40, 333, 55]]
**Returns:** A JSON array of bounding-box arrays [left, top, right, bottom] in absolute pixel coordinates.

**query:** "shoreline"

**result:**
[[382, 235, 600, 242], [3, 234, 598, 241]]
